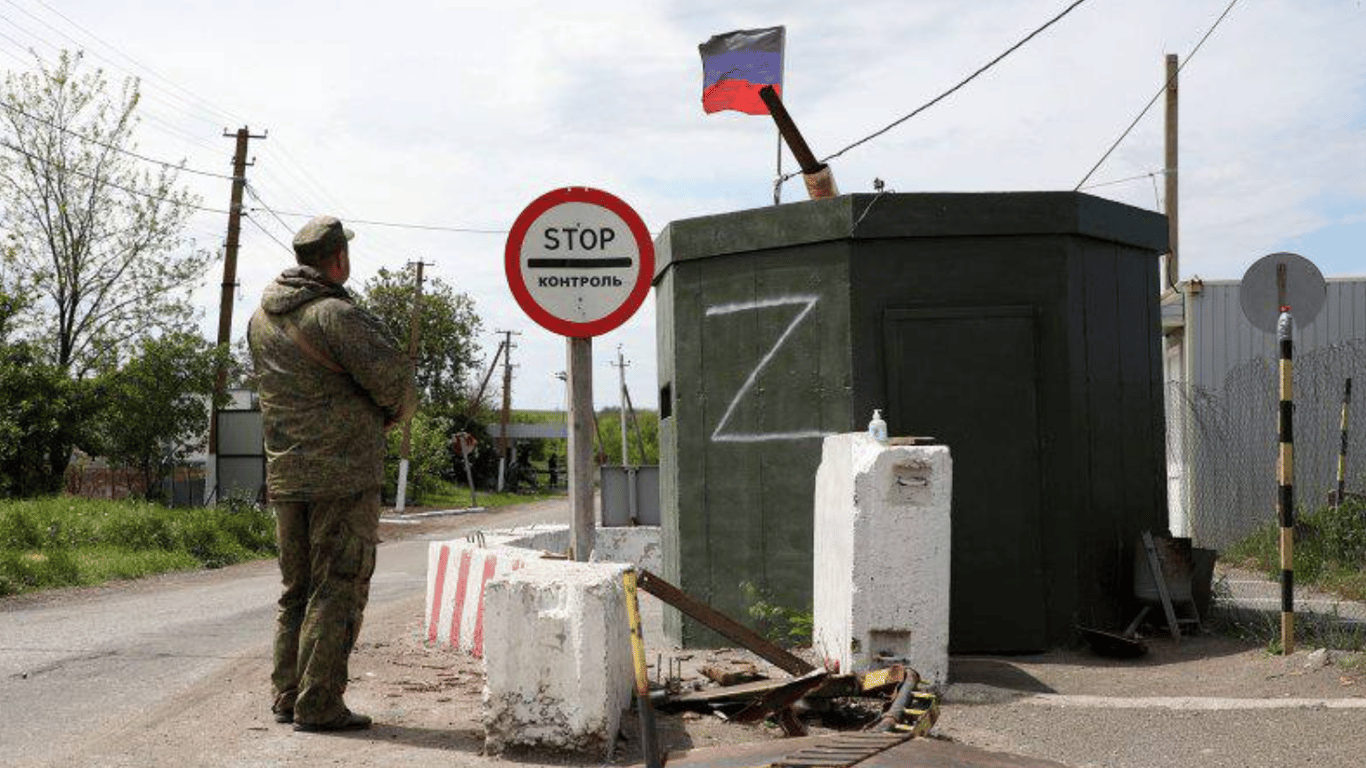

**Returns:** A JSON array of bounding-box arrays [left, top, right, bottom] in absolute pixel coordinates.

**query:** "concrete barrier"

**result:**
[[424, 542, 532, 656], [812, 433, 952, 688], [481, 560, 634, 756], [424, 525, 661, 754]]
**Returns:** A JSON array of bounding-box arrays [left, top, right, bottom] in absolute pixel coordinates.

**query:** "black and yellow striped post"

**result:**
[[1337, 378, 1352, 510], [623, 570, 662, 768], [1277, 306, 1296, 654]]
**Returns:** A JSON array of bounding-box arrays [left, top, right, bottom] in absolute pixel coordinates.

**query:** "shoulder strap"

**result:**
[[275, 317, 345, 374]]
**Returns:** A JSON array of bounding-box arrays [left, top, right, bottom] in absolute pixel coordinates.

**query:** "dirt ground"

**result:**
[[341, 509, 1366, 765], [23, 504, 1366, 767]]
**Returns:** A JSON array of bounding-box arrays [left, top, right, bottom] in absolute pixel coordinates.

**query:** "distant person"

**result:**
[[248, 215, 416, 732], [547, 453, 558, 487]]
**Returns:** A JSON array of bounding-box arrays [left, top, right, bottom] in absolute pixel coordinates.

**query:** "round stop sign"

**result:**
[[452, 431, 477, 455], [505, 187, 654, 337]]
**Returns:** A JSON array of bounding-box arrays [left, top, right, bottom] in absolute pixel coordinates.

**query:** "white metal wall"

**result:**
[[1168, 276, 1366, 548], [1188, 278, 1366, 393]]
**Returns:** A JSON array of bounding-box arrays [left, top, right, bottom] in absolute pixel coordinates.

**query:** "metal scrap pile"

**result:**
[[626, 569, 938, 743]]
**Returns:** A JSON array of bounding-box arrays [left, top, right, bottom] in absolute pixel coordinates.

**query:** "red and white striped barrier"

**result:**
[[425, 541, 528, 656]]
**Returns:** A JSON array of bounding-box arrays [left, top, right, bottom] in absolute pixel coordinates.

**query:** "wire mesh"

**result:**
[[1167, 340, 1366, 551]]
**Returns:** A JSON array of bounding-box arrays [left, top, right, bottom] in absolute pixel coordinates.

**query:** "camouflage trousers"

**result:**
[[270, 487, 380, 724]]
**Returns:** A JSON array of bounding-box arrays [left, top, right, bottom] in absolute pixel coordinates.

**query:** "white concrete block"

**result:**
[[813, 433, 952, 688], [591, 526, 662, 573], [481, 560, 634, 757]]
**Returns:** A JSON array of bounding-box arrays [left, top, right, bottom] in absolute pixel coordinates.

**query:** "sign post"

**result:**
[[1240, 252, 1326, 655], [505, 187, 654, 561]]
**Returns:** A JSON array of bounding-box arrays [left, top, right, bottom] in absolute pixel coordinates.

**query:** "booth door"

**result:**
[[884, 307, 1047, 652]]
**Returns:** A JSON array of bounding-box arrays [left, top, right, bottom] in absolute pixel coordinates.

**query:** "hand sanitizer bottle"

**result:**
[[868, 409, 888, 444]]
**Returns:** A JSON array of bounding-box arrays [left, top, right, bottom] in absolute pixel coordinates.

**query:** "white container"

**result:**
[[868, 409, 888, 444]]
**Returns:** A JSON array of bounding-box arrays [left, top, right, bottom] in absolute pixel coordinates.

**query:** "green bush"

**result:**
[[740, 580, 813, 647]]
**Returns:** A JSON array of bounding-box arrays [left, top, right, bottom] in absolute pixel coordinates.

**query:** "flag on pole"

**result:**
[[698, 26, 785, 115]]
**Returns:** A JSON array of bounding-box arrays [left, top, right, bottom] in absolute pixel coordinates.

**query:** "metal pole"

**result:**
[[1338, 378, 1352, 509], [568, 337, 595, 560], [1276, 279, 1296, 654], [460, 440, 478, 508], [773, 129, 782, 205], [616, 346, 629, 467], [623, 571, 662, 768], [397, 261, 426, 512], [1164, 54, 1179, 289], [495, 330, 519, 491]]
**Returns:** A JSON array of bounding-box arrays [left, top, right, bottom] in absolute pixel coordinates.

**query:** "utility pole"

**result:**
[[208, 126, 266, 502], [396, 260, 429, 512], [612, 345, 630, 467], [1165, 54, 1179, 289], [495, 329, 521, 491]]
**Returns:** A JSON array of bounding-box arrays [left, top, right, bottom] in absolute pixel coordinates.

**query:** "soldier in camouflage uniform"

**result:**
[[247, 215, 416, 732]]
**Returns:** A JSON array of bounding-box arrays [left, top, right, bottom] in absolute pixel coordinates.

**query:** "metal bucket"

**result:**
[[1133, 534, 1194, 604]]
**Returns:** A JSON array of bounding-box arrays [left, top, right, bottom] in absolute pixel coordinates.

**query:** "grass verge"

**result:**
[[417, 478, 563, 510], [1219, 499, 1366, 651], [0, 495, 277, 597]]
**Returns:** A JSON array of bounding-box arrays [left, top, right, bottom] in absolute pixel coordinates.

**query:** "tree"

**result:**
[[0, 289, 99, 497], [356, 266, 483, 411], [86, 332, 225, 502], [0, 50, 209, 376]]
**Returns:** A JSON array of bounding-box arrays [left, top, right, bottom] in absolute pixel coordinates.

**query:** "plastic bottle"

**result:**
[[868, 409, 888, 444]]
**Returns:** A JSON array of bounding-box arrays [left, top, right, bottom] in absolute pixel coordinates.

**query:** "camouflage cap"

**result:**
[[292, 215, 355, 265]]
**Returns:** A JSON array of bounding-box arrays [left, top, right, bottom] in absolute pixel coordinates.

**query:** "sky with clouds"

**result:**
[[1, 0, 1362, 409]]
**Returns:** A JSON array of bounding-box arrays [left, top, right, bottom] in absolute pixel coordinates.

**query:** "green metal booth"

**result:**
[[653, 191, 1169, 653]]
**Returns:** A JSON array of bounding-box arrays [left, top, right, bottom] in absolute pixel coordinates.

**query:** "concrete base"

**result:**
[[813, 433, 951, 687], [481, 560, 634, 757], [423, 525, 661, 756]]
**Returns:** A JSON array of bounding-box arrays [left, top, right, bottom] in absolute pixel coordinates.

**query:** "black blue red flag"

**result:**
[[698, 26, 785, 115]]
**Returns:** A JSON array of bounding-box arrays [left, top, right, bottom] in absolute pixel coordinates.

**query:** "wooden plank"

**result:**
[[636, 570, 815, 676]]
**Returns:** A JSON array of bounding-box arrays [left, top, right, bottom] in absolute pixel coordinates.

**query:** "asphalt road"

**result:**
[[0, 501, 561, 768]]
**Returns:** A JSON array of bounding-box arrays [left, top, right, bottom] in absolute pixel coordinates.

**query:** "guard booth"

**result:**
[[654, 192, 1169, 652]]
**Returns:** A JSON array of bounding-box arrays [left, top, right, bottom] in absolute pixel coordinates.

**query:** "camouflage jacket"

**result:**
[[247, 267, 416, 500]]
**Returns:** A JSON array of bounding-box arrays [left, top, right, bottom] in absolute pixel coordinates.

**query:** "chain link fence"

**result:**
[[1167, 340, 1366, 552]]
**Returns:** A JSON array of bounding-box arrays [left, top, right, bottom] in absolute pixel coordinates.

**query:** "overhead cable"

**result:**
[[26, 0, 245, 126], [244, 212, 294, 255], [780, 0, 1092, 183], [0, 137, 228, 213], [1074, 0, 1242, 190], [247, 193, 507, 234], [0, 99, 237, 180]]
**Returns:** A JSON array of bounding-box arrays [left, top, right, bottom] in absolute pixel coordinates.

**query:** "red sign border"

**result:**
[[504, 187, 655, 338]]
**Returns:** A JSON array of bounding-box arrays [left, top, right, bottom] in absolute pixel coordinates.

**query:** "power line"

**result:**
[[780, 0, 1092, 183], [1080, 169, 1167, 191], [243, 182, 294, 235], [0, 1, 225, 131], [243, 212, 293, 255], [1074, 0, 1242, 190], [246, 193, 507, 234], [24, 0, 245, 126], [0, 99, 237, 180], [0, 136, 229, 213]]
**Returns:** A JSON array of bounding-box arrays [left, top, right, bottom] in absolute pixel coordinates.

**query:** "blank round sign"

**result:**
[[1238, 252, 1326, 333]]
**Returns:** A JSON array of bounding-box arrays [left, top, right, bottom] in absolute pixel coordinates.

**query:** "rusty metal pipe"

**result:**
[[868, 669, 919, 733]]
